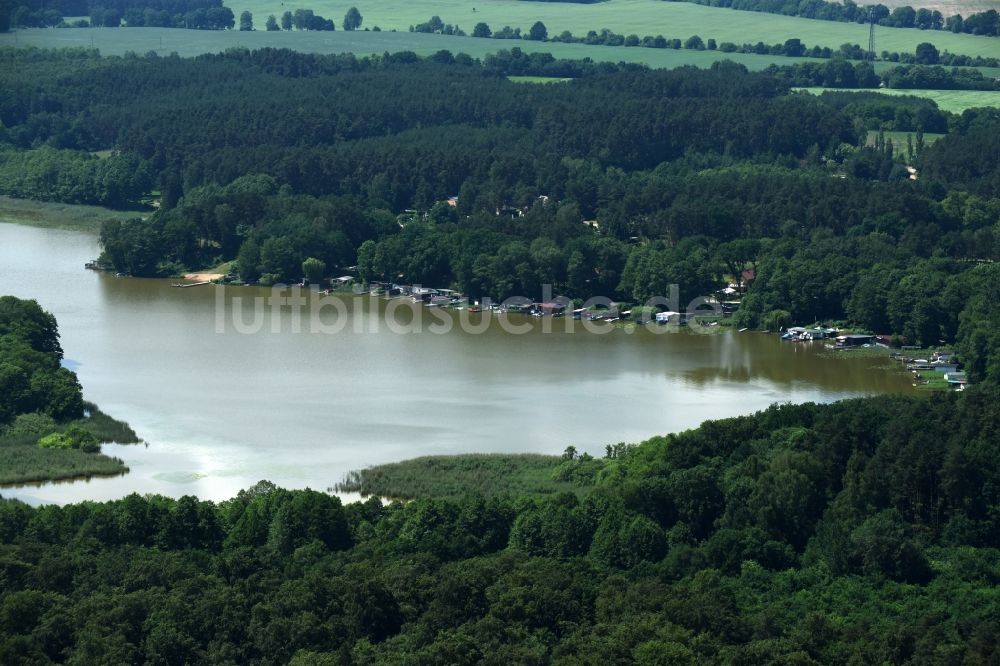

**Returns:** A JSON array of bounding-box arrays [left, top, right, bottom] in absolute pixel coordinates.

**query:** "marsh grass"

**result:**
[[0, 195, 144, 233], [0, 402, 139, 485], [0, 447, 127, 486], [334, 453, 594, 499]]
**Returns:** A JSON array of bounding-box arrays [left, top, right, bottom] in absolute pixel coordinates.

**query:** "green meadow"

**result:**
[[8, 26, 1000, 78], [865, 87, 1000, 113], [880, 0, 997, 15], [224, 0, 1000, 58], [0, 26, 828, 69], [866, 130, 946, 147], [800, 86, 1000, 113]]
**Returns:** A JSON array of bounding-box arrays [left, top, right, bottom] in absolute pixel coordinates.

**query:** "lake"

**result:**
[[0, 222, 913, 505]]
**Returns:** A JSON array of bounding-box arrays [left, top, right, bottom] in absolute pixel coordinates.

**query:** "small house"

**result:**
[[656, 311, 688, 325], [411, 287, 439, 302], [536, 302, 567, 315], [836, 334, 875, 347], [945, 372, 968, 385]]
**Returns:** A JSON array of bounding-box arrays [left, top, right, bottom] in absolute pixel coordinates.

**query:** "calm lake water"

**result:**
[[0, 222, 913, 504]]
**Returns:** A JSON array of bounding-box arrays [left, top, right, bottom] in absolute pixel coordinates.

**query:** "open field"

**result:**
[[5, 27, 1000, 77], [879, 0, 998, 14], [0, 195, 145, 232], [0, 26, 830, 69], [865, 130, 946, 147], [222, 0, 1000, 58], [868, 88, 1000, 113], [799, 86, 1000, 113]]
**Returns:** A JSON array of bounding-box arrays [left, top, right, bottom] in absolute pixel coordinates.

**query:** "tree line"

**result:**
[[666, 0, 1000, 37], [0, 0, 231, 30], [2, 0, 364, 31], [464, 16, 1000, 68]]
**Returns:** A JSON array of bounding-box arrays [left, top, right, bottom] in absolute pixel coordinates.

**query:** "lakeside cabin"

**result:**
[[782, 327, 832, 341], [411, 287, 439, 303], [836, 334, 876, 348], [655, 311, 689, 325], [536, 302, 567, 316]]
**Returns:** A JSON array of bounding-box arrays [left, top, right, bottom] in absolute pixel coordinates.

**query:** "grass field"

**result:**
[[0, 26, 835, 69], [221, 0, 1000, 59], [334, 453, 598, 499], [799, 86, 1000, 113], [864, 130, 946, 147], [866, 88, 1000, 113], [0, 195, 146, 232], [7, 27, 1000, 78], [879, 0, 997, 14]]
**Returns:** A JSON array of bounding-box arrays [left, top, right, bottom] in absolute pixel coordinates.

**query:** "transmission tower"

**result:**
[[867, 9, 876, 65]]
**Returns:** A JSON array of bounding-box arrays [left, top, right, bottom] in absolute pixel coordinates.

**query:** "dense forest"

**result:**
[[0, 296, 82, 425], [3, 382, 1000, 662]]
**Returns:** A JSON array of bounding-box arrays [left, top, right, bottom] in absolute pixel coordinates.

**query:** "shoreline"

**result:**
[[183, 272, 225, 281]]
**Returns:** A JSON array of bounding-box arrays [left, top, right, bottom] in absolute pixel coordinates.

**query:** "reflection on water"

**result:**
[[683, 333, 905, 391], [0, 222, 914, 505], [2, 469, 129, 490]]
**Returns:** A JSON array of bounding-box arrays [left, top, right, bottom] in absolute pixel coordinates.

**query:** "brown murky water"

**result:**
[[0, 223, 913, 504]]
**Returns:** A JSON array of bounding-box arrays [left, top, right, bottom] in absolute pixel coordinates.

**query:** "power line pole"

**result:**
[[867, 9, 876, 65]]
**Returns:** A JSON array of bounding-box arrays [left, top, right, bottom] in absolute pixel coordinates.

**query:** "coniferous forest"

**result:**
[[3, 40, 1000, 664]]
